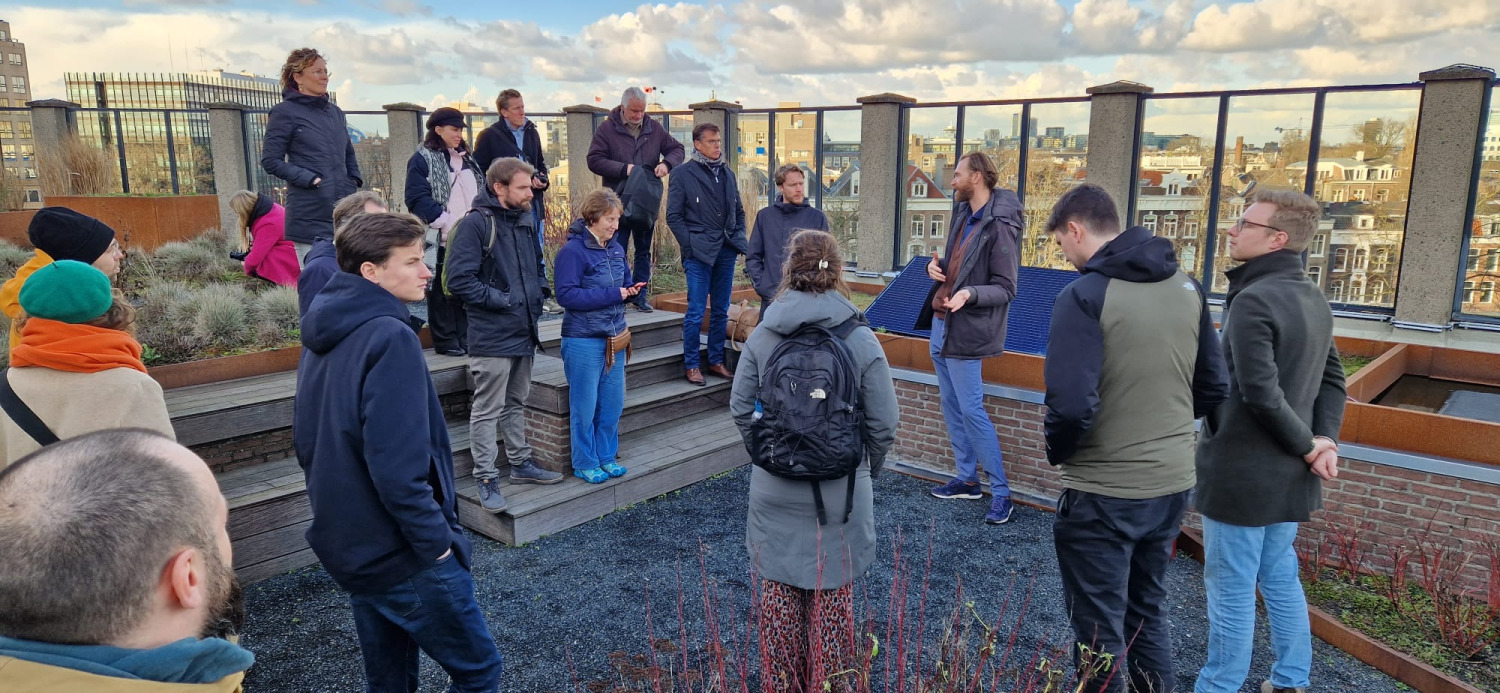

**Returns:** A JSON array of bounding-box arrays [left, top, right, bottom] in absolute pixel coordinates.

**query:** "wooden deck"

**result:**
[[204, 309, 749, 584]]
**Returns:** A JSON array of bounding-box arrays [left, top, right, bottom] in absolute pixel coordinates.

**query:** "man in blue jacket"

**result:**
[[1042, 185, 1228, 693], [666, 122, 747, 385], [446, 157, 564, 512], [294, 212, 503, 692], [746, 163, 829, 309]]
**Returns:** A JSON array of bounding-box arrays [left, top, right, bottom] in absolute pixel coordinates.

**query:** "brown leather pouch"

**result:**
[[605, 328, 633, 370]]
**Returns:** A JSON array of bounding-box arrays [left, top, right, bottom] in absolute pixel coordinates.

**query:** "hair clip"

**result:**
[[818, 260, 828, 269]]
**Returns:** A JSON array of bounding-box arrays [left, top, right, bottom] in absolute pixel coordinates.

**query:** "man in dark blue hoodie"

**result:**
[[1042, 185, 1228, 693], [297, 190, 387, 318], [294, 212, 503, 692], [746, 163, 829, 309]]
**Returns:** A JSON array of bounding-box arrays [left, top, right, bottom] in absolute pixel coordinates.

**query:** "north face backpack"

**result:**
[[748, 315, 868, 525]]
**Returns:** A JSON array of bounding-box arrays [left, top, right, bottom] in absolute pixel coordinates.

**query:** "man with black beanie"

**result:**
[[0, 207, 125, 348]]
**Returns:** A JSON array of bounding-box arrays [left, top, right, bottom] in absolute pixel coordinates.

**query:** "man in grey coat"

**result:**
[[1193, 189, 1346, 693]]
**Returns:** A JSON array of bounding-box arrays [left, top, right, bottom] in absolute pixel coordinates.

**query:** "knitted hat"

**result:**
[[19, 260, 113, 324], [425, 107, 465, 131], [27, 207, 118, 263]]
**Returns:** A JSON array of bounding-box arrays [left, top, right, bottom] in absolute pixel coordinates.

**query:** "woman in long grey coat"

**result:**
[[729, 229, 898, 693]]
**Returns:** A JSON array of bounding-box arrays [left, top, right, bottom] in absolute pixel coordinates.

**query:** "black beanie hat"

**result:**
[[27, 207, 117, 263], [425, 107, 465, 131]]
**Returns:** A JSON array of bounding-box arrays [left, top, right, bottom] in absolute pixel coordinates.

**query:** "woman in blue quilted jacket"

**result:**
[[554, 189, 642, 484]]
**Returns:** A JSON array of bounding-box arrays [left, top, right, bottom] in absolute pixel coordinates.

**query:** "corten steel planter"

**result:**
[[1339, 341, 1500, 465], [148, 329, 433, 389], [0, 195, 220, 252], [1175, 529, 1484, 693]]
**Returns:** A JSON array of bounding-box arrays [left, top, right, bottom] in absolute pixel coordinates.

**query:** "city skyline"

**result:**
[[1, 1, 1495, 113]]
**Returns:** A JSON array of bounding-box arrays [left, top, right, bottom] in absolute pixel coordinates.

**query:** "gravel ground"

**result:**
[[239, 468, 1403, 692]]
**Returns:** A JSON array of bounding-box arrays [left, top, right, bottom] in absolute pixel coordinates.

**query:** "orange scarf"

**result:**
[[10, 319, 147, 374]]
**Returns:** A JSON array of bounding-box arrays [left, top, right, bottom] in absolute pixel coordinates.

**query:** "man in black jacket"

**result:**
[[587, 86, 687, 312], [294, 213, 502, 692], [665, 123, 746, 385], [916, 152, 1021, 526], [446, 157, 564, 512], [1193, 189, 1345, 693], [1042, 185, 1228, 693], [746, 164, 828, 309], [474, 89, 562, 315]]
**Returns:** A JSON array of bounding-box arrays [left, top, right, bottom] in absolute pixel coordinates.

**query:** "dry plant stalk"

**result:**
[[38, 135, 119, 196]]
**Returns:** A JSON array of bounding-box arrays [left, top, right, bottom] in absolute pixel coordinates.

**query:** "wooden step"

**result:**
[[535, 309, 683, 351], [525, 342, 707, 411], [167, 350, 470, 447], [455, 411, 750, 546]]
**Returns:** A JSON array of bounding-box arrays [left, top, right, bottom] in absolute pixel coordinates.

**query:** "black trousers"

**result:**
[[1053, 488, 1189, 693], [426, 245, 468, 353], [617, 216, 654, 298]]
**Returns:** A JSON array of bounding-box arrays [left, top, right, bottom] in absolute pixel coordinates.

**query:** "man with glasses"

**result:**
[[475, 89, 562, 315], [588, 86, 686, 312], [666, 123, 745, 385], [1194, 189, 1347, 693]]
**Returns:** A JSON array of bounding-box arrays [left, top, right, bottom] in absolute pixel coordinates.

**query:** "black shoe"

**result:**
[[632, 299, 655, 313], [436, 347, 467, 357]]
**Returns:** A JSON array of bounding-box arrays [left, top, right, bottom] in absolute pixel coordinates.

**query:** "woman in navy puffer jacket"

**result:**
[[260, 47, 363, 251], [555, 189, 643, 484]]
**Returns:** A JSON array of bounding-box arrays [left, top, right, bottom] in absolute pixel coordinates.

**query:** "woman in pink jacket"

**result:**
[[229, 190, 301, 286]]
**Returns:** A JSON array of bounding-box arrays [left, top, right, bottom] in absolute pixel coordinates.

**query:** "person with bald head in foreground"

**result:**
[[0, 429, 253, 691]]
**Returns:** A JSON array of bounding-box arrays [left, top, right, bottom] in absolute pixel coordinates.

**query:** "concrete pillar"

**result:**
[[1393, 64, 1496, 331], [855, 93, 915, 272], [383, 103, 424, 214], [1084, 81, 1153, 227], [689, 99, 742, 162], [206, 101, 251, 237], [25, 99, 78, 197], [563, 104, 607, 209]]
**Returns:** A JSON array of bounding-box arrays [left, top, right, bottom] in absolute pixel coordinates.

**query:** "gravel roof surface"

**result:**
[[239, 467, 1403, 692]]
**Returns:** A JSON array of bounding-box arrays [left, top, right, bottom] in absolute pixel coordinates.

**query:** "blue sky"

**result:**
[[6, 0, 1497, 114]]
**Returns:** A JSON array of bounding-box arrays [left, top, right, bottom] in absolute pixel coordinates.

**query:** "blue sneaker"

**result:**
[[985, 495, 1015, 524], [600, 462, 627, 478], [574, 467, 609, 484], [930, 478, 983, 500]]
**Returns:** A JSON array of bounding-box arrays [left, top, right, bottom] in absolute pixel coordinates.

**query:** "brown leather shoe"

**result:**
[[704, 363, 734, 380], [685, 367, 706, 386]]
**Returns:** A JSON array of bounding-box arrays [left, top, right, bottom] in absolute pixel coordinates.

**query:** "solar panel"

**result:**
[[863, 256, 1080, 356]]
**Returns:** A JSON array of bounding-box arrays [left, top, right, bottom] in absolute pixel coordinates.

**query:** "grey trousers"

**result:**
[[469, 356, 534, 480]]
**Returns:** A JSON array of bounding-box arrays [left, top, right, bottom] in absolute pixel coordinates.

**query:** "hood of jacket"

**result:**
[[301, 271, 413, 355], [280, 86, 331, 110], [305, 237, 336, 265], [757, 290, 861, 337], [0, 635, 253, 686], [1081, 225, 1180, 283], [564, 218, 612, 250], [772, 197, 815, 215]]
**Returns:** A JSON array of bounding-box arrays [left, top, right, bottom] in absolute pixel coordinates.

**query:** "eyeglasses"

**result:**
[[1231, 217, 1285, 235]]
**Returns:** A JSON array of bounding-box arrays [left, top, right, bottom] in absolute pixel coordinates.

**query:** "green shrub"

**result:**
[[136, 281, 204, 363], [0, 240, 33, 279], [191, 284, 254, 348], [253, 286, 300, 347], [154, 241, 222, 283]]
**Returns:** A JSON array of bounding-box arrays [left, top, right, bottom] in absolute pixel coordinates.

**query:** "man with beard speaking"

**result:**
[[0, 429, 253, 691]]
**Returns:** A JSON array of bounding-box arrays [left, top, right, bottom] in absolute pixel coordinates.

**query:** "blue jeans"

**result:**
[[683, 245, 737, 369], [348, 555, 503, 692], [1195, 517, 1312, 693], [561, 337, 626, 470], [929, 317, 1010, 496]]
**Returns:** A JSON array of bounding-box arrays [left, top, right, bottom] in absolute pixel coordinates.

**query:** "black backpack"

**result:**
[[748, 315, 867, 525]]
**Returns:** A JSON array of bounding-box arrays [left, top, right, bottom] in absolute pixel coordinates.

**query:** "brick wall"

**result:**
[[524, 408, 570, 472], [891, 377, 1500, 592]]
